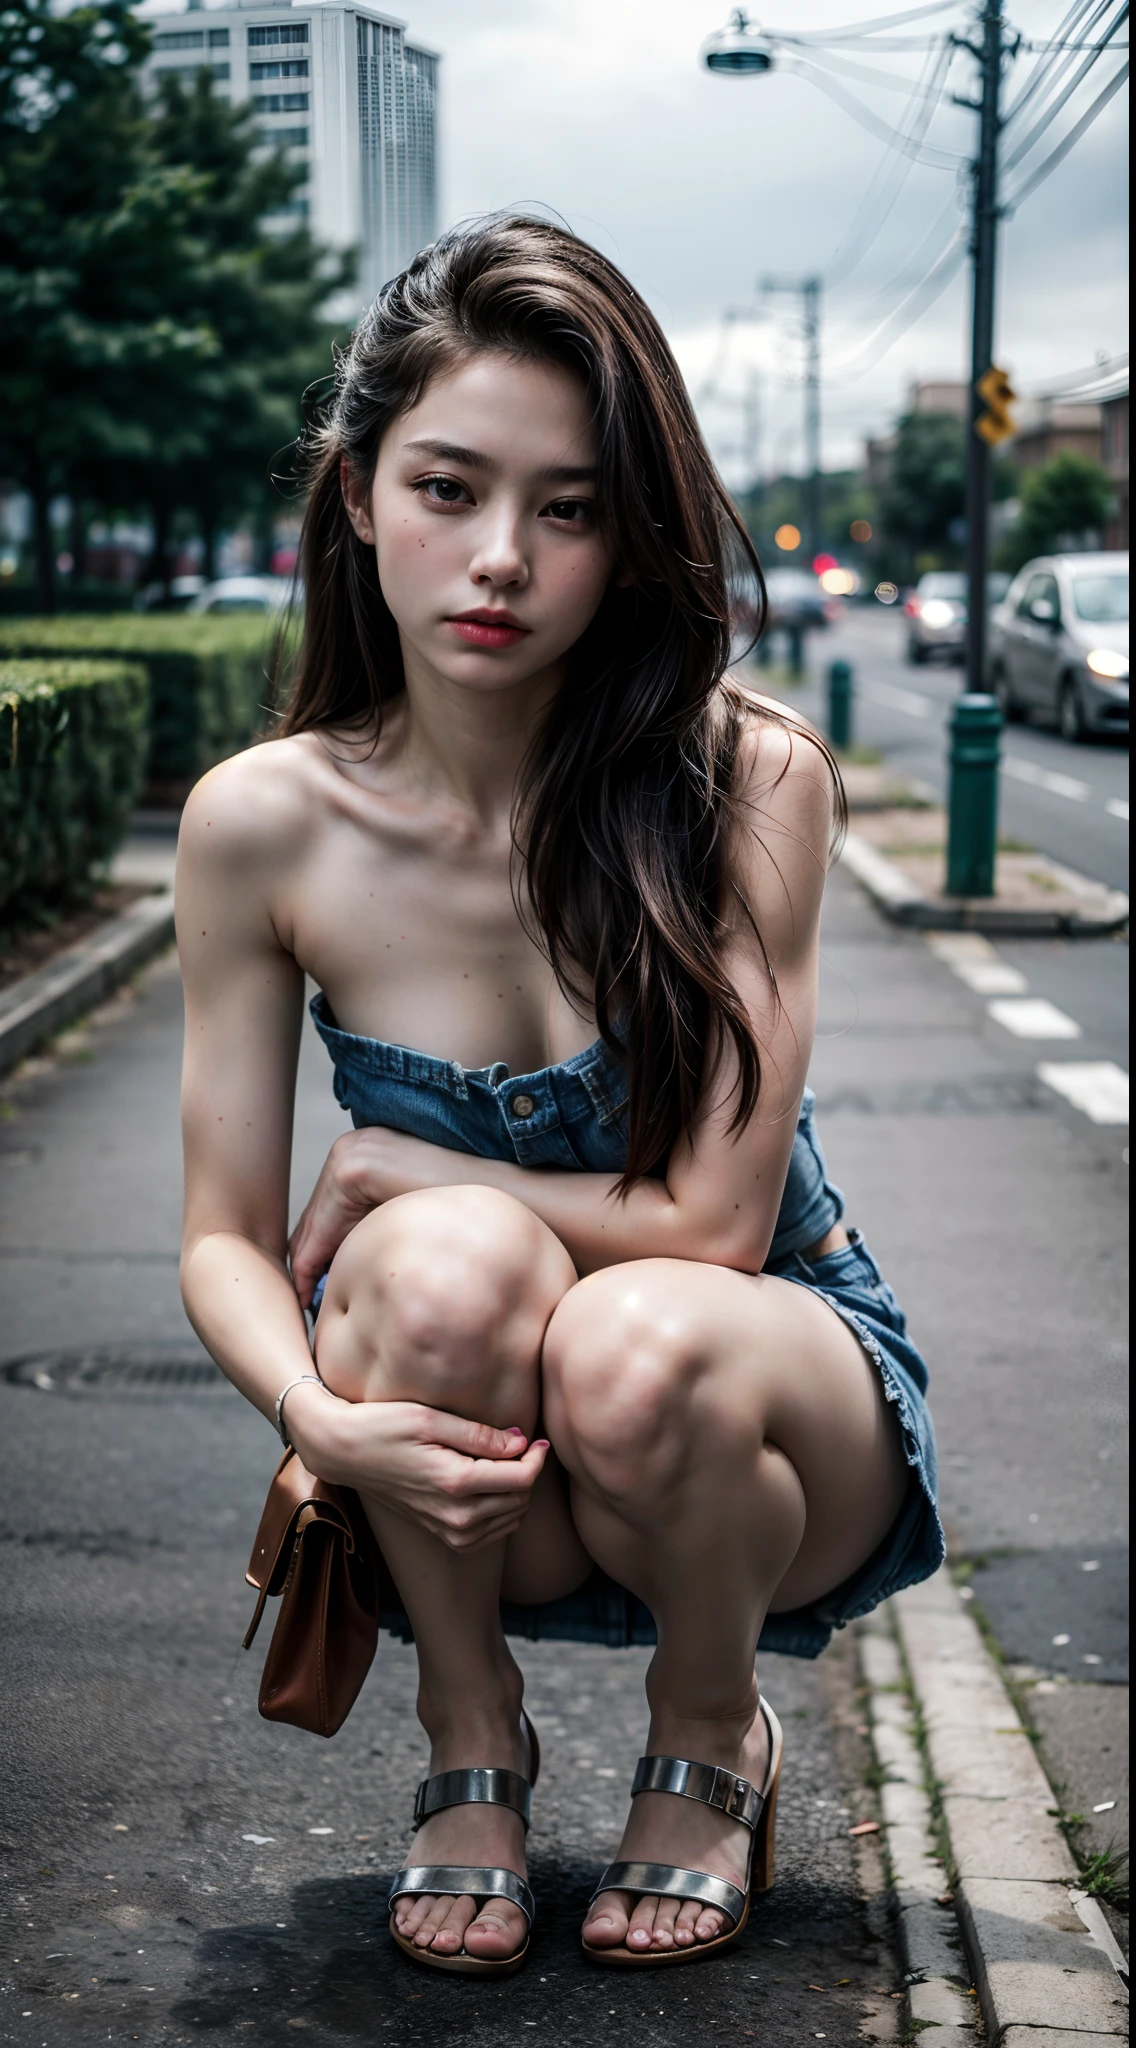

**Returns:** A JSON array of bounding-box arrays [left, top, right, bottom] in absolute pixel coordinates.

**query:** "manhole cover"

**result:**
[[3, 1345, 228, 1394]]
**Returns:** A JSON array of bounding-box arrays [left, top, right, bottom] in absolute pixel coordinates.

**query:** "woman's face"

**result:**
[[345, 352, 615, 698]]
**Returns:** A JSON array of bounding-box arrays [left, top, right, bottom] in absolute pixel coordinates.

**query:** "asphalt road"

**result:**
[[0, 960, 904, 2048], [785, 603, 1130, 895]]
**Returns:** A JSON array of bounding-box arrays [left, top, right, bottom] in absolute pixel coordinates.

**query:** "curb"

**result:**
[[0, 893, 175, 1080], [860, 1570, 1128, 2044], [840, 833, 1130, 936]]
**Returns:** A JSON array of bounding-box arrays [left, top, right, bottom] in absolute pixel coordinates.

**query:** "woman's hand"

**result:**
[[283, 1379, 550, 1552], [288, 1130, 384, 1307]]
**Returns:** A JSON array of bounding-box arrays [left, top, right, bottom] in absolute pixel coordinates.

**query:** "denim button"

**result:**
[[511, 1093, 535, 1119]]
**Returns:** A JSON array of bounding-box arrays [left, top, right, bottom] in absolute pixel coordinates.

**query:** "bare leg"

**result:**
[[315, 1185, 579, 1960], [542, 1258, 909, 1955]]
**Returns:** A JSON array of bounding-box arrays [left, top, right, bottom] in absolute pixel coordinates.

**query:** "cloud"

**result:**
[[407, 0, 1128, 474]]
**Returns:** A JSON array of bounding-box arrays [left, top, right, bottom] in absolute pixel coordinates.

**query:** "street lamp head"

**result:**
[[701, 10, 776, 76]]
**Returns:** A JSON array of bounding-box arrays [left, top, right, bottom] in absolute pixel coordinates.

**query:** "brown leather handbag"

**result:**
[[242, 1448, 382, 1738]]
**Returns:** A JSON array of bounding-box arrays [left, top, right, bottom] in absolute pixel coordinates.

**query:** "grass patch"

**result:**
[[1079, 1844, 1130, 1913]]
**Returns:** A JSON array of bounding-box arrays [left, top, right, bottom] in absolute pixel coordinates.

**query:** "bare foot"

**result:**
[[582, 1692, 771, 1955], [391, 1716, 533, 1962]]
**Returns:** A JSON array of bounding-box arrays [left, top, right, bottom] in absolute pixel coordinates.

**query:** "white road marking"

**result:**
[[864, 680, 934, 718], [1037, 1062, 1129, 1125], [956, 960, 1029, 995], [987, 997, 1082, 1040], [925, 933, 1028, 993], [1002, 755, 1090, 802], [1106, 797, 1129, 822]]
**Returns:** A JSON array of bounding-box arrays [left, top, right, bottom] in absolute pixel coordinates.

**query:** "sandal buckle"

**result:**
[[725, 1775, 750, 1819], [412, 1780, 428, 1829]]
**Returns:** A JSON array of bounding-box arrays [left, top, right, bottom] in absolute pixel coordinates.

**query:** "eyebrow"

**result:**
[[402, 438, 596, 485]]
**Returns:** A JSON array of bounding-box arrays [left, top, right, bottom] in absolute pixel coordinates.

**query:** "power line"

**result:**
[[777, 52, 968, 165], [856, 178, 966, 303], [1003, 2, 1127, 168], [1004, 57, 1129, 207], [824, 225, 968, 384], [1001, 0, 1110, 129], [823, 36, 956, 288], [785, 0, 963, 44]]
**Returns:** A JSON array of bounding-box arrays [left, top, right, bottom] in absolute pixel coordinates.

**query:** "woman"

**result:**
[[177, 215, 943, 1978]]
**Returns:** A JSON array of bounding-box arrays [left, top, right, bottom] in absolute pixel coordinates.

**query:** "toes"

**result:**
[[673, 1897, 702, 1947], [650, 1896, 680, 1950], [463, 1902, 527, 1959], [413, 1892, 462, 1949], [625, 1894, 659, 1952], [582, 1888, 631, 1950], [429, 1895, 476, 1955], [395, 1892, 434, 1938], [693, 1905, 728, 1944]]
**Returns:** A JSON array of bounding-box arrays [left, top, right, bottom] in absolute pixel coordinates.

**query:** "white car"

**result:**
[[188, 575, 297, 615], [989, 552, 1129, 740]]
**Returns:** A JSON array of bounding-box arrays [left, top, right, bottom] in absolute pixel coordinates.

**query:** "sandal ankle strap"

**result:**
[[630, 1756, 764, 1831], [413, 1766, 533, 1832]]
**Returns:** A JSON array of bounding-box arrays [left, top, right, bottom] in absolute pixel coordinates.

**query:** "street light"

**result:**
[[700, 5, 1010, 895], [700, 10, 776, 75]]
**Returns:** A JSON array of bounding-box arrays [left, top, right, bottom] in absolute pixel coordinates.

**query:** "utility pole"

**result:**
[[761, 275, 823, 558], [956, 0, 1010, 693]]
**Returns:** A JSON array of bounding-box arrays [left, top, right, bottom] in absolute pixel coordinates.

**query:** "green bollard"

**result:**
[[786, 624, 804, 678], [946, 693, 1002, 898], [828, 659, 853, 751]]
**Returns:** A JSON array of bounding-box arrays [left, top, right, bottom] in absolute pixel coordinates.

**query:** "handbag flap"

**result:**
[[245, 1447, 354, 1595]]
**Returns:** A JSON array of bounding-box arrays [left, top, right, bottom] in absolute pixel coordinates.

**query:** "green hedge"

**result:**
[[0, 659, 149, 925], [0, 614, 284, 790]]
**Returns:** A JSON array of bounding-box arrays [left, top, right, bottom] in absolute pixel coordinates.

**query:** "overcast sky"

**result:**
[[402, 0, 1128, 481]]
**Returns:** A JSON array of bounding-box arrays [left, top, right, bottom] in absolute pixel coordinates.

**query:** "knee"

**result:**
[[320, 1185, 572, 1410], [543, 1264, 709, 1498]]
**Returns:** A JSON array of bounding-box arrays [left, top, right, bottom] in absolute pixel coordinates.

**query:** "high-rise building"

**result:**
[[138, 0, 438, 306]]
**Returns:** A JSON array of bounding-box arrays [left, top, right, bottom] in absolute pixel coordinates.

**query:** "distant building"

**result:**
[[1002, 356, 1128, 547], [863, 380, 969, 490], [907, 378, 968, 422], [139, 0, 438, 307], [1007, 399, 1102, 474]]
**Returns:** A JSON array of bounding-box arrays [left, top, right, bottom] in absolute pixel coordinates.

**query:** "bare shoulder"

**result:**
[[178, 732, 324, 881], [726, 683, 839, 855]]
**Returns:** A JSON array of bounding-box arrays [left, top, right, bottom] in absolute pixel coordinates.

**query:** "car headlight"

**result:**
[[1085, 648, 1129, 680], [920, 600, 959, 630]]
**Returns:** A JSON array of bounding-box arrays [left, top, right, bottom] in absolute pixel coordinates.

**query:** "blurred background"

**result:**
[[0, 0, 1127, 617]]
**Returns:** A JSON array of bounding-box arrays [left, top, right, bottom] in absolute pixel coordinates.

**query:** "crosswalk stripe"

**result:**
[[1037, 1062, 1129, 1125], [987, 997, 1082, 1040]]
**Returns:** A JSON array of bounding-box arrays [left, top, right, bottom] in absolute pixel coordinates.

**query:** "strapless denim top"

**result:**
[[310, 991, 844, 1265]]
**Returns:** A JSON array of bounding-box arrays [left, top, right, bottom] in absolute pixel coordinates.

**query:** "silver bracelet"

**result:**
[[275, 1372, 331, 1447]]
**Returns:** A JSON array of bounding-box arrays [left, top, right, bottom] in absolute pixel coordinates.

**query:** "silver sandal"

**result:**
[[387, 1714, 539, 1975], [582, 1696, 782, 1968]]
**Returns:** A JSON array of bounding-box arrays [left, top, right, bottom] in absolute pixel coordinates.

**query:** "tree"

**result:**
[[1000, 450, 1113, 571], [877, 412, 967, 575], [0, 1, 352, 606], [0, 0, 212, 607], [135, 74, 353, 585]]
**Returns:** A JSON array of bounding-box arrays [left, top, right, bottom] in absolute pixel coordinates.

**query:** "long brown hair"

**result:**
[[283, 214, 841, 1184]]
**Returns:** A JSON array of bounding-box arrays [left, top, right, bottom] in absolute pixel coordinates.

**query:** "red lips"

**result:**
[[447, 608, 530, 649]]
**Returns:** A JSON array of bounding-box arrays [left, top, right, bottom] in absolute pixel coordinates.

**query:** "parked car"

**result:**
[[188, 575, 296, 614], [133, 574, 206, 613], [763, 567, 829, 632], [904, 571, 1011, 664], [989, 552, 1129, 740]]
